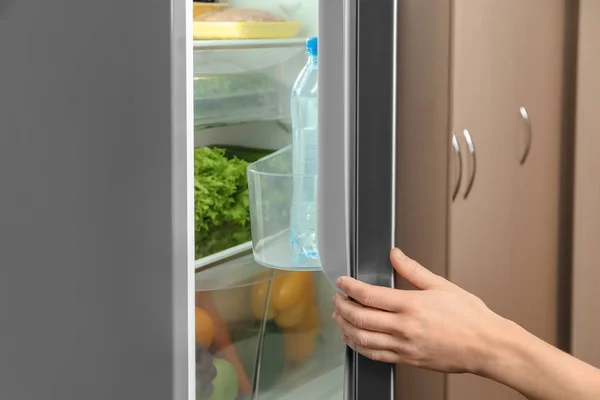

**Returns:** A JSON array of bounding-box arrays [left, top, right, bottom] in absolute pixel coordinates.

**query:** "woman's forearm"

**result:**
[[480, 317, 600, 400]]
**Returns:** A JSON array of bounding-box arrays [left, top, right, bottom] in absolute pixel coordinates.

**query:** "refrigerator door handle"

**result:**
[[452, 133, 463, 202], [519, 106, 533, 165], [462, 129, 476, 199]]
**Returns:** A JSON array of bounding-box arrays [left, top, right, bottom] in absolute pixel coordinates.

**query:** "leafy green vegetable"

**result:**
[[196, 222, 251, 259], [218, 145, 274, 163], [195, 147, 251, 259]]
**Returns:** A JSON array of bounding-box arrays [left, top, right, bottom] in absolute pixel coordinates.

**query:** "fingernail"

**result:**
[[391, 248, 405, 260], [336, 277, 343, 287]]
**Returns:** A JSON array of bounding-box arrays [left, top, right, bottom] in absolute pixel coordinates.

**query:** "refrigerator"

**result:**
[[193, 0, 396, 399], [0, 0, 568, 399]]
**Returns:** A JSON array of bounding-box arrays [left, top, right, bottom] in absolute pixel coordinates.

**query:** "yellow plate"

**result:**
[[193, 3, 230, 19], [193, 21, 302, 40]]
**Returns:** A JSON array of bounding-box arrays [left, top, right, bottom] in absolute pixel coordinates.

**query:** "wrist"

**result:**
[[471, 314, 531, 379]]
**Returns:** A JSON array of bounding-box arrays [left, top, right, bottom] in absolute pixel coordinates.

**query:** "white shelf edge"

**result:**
[[193, 37, 306, 50], [195, 241, 253, 270]]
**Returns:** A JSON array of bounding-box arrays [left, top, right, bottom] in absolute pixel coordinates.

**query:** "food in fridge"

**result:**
[[196, 307, 216, 347], [193, 8, 301, 40], [195, 146, 274, 259], [197, 291, 252, 396], [193, 2, 229, 19], [193, 21, 302, 40], [269, 271, 314, 311], [250, 278, 276, 321], [196, 345, 218, 398], [282, 303, 319, 362], [220, 145, 273, 163], [194, 74, 281, 127], [250, 271, 309, 320], [194, 74, 273, 99], [198, 357, 239, 400], [249, 270, 318, 364], [196, 8, 285, 22], [195, 147, 250, 259], [274, 297, 310, 328], [208, 286, 253, 324]]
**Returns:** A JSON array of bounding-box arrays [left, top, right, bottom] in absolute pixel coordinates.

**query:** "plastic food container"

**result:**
[[195, 258, 342, 399], [247, 146, 321, 271], [193, 72, 282, 127], [193, 21, 302, 40], [193, 2, 230, 19]]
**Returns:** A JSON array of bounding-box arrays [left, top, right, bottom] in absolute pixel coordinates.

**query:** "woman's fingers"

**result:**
[[333, 294, 400, 333], [336, 277, 408, 311], [390, 248, 449, 290], [343, 336, 401, 364], [332, 311, 399, 351]]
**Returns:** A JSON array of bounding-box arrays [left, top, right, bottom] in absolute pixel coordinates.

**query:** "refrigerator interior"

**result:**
[[193, 1, 345, 399]]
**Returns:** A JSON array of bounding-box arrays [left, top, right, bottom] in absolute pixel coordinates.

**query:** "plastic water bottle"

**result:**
[[290, 36, 319, 261]]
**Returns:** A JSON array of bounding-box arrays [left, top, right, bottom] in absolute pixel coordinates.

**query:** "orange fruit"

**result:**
[[275, 298, 309, 328], [283, 329, 317, 362], [195, 307, 216, 347], [294, 303, 319, 332], [270, 272, 314, 311], [250, 280, 276, 321], [306, 276, 316, 302], [282, 303, 319, 362]]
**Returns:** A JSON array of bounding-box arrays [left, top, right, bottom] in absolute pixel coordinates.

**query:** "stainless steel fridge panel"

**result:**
[[0, 0, 192, 399], [319, 0, 397, 399], [318, 0, 355, 290]]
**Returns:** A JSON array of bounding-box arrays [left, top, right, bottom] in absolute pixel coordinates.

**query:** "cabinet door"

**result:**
[[509, 0, 566, 347], [448, 1, 523, 399]]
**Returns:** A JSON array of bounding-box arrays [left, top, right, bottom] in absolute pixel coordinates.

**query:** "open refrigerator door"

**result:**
[[193, 1, 345, 399]]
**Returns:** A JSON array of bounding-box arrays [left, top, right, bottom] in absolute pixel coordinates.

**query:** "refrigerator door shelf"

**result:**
[[247, 146, 322, 271]]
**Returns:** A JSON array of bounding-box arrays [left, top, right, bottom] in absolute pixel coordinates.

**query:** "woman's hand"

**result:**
[[332, 248, 600, 400], [332, 248, 506, 374]]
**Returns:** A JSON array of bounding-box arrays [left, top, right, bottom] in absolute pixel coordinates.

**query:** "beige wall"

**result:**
[[572, 0, 600, 367]]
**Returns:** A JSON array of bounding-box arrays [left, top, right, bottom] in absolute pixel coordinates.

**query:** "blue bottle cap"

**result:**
[[306, 36, 318, 56]]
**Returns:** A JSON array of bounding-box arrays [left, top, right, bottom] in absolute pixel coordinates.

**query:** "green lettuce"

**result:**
[[195, 147, 251, 259]]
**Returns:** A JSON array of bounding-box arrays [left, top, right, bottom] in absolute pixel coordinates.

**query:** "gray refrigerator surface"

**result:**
[[319, 0, 397, 399], [0, 0, 192, 399]]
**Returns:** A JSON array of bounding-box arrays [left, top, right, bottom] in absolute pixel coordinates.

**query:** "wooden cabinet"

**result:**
[[510, 0, 566, 346], [447, 1, 566, 400], [448, 2, 523, 399], [394, 1, 569, 399]]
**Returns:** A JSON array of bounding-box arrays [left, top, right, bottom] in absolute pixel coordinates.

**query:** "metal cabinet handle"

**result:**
[[519, 106, 532, 165], [451, 134, 463, 202], [462, 129, 476, 199]]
